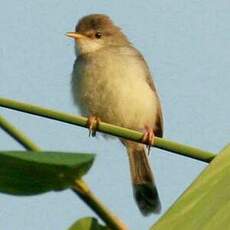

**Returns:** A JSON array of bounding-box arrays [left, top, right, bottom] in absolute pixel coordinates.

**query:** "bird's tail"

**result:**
[[126, 142, 161, 215]]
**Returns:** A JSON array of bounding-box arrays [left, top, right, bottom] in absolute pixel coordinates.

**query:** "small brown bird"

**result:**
[[67, 14, 163, 215]]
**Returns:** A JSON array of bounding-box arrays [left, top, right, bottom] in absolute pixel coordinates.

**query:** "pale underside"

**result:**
[[72, 45, 161, 133]]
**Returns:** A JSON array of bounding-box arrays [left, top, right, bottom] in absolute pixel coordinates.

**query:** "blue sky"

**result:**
[[0, 1, 229, 229]]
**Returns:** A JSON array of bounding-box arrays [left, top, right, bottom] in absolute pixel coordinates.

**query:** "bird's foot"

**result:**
[[142, 126, 155, 155], [87, 115, 101, 137]]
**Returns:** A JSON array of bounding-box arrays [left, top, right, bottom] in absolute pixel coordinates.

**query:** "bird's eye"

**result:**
[[95, 32, 102, 39]]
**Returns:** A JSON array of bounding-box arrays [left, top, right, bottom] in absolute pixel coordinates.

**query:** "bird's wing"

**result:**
[[146, 75, 163, 137], [133, 49, 164, 137]]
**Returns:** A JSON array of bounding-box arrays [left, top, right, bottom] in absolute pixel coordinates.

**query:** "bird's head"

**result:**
[[66, 14, 130, 55]]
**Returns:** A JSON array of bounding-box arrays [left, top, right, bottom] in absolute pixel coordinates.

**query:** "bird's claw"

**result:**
[[87, 115, 101, 137], [142, 126, 155, 155]]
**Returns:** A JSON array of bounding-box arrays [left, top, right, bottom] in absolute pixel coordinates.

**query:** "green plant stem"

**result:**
[[0, 115, 41, 151], [0, 97, 215, 163], [74, 180, 128, 230], [0, 114, 128, 230]]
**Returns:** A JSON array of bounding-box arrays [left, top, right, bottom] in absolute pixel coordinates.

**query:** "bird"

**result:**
[[67, 14, 163, 216]]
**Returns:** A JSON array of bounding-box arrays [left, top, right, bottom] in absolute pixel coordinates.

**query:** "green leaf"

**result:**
[[151, 144, 230, 230], [69, 217, 109, 230], [0, 151, 95, 195]]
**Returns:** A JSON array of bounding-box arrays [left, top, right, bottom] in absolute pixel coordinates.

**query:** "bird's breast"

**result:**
[[72, 48, 158, 130]]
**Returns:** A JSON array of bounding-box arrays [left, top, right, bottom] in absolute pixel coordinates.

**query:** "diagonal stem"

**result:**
[[0, 97, 215, 163], [0, 114, 128, 230], [0, 115, 41, 151]]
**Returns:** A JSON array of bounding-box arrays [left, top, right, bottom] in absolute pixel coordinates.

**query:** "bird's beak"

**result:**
[[66, 32, 86, 40]]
